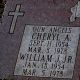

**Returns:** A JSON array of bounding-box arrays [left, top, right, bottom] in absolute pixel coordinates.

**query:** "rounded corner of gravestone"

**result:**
[[14, 66, 23, 76]]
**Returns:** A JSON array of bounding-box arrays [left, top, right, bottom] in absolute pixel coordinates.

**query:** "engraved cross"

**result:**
[[8, 4, 24, 34]]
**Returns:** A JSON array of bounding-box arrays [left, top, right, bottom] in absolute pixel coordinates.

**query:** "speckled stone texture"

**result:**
[[0, 0, 80, 80]]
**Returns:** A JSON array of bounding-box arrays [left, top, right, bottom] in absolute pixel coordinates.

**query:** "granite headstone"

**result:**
[[0, 0, 80, 80]]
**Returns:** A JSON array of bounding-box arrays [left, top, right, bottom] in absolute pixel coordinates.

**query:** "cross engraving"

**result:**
[[8, 4, 24, 34]]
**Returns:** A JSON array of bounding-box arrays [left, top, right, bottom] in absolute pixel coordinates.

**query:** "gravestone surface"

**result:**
[[0, 0, 80, 80]]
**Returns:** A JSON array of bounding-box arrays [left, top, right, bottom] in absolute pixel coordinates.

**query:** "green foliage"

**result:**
[[0, 0, 6, 18]]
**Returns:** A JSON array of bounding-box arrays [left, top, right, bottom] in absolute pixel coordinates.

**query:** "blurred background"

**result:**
[[0, 0, 6, 22]]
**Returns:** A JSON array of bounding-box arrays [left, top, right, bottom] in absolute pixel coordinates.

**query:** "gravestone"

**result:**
[[0, 0, 80, 80]]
